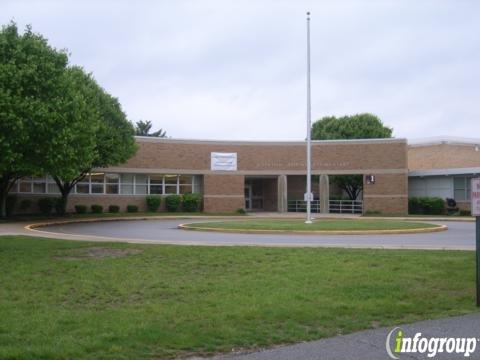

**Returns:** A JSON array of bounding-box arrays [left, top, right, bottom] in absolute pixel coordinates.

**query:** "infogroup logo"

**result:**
[[386, 327, 478, 358]]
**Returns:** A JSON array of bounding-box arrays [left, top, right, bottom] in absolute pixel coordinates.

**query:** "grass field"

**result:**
[[0, 236, 476, 359], [182, 219, 439, 231]]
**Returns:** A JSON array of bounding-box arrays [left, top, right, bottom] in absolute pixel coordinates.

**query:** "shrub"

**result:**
[[146, 195, 161, 212], [165, 195, 182, 212], [127, 205, 138, 213], [459, 210, 471, 216], [236, 208, 247, 215], [37, 197, 55, 215], [6, 195, 17, 217], [74, 205, 87, 214], [409, 197, 445, 215], [19, 199, 32, 211], [54, 198, 66, 215], [108, 205, 120, 213], [182, 193, 202, 212], [91, 204, 103, 214]]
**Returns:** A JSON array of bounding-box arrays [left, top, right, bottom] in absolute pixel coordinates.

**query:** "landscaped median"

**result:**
[[178, 218, 447, 235]]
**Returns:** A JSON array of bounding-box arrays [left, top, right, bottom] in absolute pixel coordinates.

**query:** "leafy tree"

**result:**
[[135, 120, 167, 137], [0, 22, 137, 216], [0, 22, 68, 217], [311, 113, 393, 200], [312, 113, 392, 140], [51, 67, 137, 214]]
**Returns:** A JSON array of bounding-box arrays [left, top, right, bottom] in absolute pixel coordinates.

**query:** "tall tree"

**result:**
[[312, 113, 392, 140], [311, 113, 393, 200], [135, 120, 167, 137], [0, 22, 69, 217], [51, 67, 137, 214]]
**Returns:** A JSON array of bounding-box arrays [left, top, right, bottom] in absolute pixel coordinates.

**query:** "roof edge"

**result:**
[[134, 136, 407, 146]]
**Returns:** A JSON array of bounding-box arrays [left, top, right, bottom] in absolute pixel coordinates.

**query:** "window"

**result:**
[[120, 174, 134, 195], [90, 173, 104, 194], [454, 177, 472, 201], [46, 176, 60, 194], [9, 173, 203, 196], [19, 178, 33, 193], [149, 175, 163, 194], [179, 175, 193, 194], [135, 174, 148, 195], [105, 173, 119, 194], [164, 175, 177, 194]]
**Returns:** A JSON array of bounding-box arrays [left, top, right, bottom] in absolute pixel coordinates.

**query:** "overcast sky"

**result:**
[[2, 0, 479, 140]]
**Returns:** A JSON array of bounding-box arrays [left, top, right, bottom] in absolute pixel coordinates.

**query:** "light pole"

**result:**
[[305, 11, 312, 224]]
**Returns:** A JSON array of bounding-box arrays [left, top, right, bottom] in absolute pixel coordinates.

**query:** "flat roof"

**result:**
[[134, 136, 407, 146], [408, 136, 480, 147], [409, 167, 480, 177]]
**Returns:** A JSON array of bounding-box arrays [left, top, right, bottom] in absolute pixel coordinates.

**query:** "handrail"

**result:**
[[287, 199, 363, 214]]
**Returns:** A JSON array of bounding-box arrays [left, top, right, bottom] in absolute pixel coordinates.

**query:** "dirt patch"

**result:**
[[55, 247, 142, 260]]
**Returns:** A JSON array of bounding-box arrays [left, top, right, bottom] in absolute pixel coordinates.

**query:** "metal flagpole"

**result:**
[[305, 11, 312, 224]]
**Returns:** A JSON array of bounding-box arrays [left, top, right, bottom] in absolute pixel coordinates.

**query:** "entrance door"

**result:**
[[244, 184, 252, 210]]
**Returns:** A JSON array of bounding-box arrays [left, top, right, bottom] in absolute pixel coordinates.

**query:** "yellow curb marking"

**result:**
[[178, 223, 448, 236]]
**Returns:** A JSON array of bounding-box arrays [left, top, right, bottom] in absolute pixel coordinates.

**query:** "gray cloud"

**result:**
[[2, 0, 479, 140]]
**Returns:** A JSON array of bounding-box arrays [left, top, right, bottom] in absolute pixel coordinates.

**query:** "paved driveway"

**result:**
[[13, 218, 476, 250], [216, 313, 480, 360]]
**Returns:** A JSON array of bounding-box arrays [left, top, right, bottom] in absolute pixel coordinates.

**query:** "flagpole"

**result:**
[[305, 11, 312, 224]]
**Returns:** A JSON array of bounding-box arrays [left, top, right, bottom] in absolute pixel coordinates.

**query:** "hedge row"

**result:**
[[146, 193, 202, 212], [408, 197, 445, 215]]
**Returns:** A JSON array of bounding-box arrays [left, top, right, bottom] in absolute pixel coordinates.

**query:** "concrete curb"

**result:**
[[25, 215, 248, 231], [178, 222, 448, 236]]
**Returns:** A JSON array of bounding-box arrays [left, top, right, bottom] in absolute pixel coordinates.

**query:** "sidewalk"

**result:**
[[216, 313, 480, 360]]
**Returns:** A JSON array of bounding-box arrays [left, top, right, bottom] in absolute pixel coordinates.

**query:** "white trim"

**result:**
[[408, 136, 480, 147], [409, 167, 480, 177], [134, 136, 407, 146]]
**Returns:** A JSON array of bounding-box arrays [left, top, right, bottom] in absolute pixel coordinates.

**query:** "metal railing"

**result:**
[[287, 199, 363, 214], [287, 200, 320, 213], [328, 200, 363, 214]]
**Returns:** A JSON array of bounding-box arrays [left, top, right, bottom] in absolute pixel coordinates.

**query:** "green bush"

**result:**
[[236, 208, 247, 215], [6, 195, 17, 217], [182, 193, 202, 212], [19, 199, 32, 211], [165, 195, 182, 212], [459, 210, 471, 216], [37, 197, 55, 215], [54, 198, 66, 215], [127, 205, 138, 213], [108, 205, 120, 213], [146, 195, 161, 212], [409, 197, 445, 215], [74, 205, 87, 214], [91, 204, 103, 214]]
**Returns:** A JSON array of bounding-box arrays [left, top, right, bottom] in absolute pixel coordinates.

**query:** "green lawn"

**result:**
[[183, 219, 439, 231], [0, 236, 476, 359]]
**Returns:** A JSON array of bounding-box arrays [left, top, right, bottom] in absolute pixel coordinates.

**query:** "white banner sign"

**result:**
[[472, 178, 480, 216], [211, 152, 237, 171]]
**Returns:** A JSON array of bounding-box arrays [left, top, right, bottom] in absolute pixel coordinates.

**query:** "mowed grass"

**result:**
[[184, 219, 439, 231], [0, 236, 476, 359]]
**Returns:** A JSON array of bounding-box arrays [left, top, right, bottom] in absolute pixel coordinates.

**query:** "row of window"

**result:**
[[453, 176, 472, 201], [11, 173, 202, 196]]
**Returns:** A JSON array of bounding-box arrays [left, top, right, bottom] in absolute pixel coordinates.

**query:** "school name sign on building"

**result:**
[[211, 152, 237, 171], [472, 178, 480, 216]]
